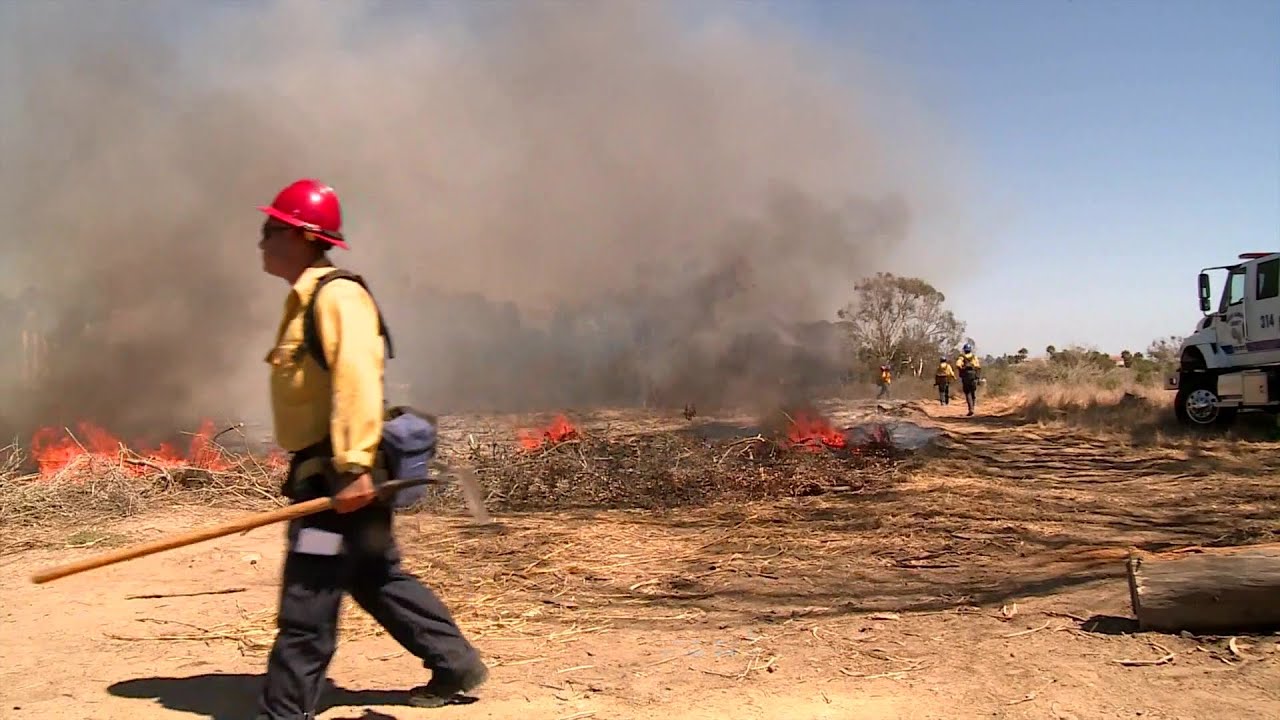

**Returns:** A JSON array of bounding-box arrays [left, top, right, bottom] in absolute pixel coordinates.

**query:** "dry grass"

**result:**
[[446, 423, 903, 511], [1007, 384, 1168, 428], [100, 496, 917, 658], [0, 415, 908, 552], [46, 400, 1280, 663], [103, 445, 1280, 657], [0, 444, 283, 554], [989, 381, 1279, 445]]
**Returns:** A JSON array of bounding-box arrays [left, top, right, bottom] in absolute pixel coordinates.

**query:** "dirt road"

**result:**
[[3, 401, 1277, 719]]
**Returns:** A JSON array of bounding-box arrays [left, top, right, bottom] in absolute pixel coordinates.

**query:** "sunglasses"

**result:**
[[261, 224, 295, 240]]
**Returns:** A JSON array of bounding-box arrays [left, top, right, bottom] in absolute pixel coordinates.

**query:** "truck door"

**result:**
[[1216, 266, 1248, 352], [1247, 256, 1280, 360]]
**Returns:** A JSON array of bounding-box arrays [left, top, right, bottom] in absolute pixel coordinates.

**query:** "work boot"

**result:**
[[409, 659, 490, 708]]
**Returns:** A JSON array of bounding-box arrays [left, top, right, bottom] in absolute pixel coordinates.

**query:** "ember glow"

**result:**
[[781, 410, 848, 452], [29, 419, 233, 477], [518, 415, 579, 451]]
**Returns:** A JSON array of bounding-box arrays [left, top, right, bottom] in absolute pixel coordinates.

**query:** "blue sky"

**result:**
[[767, 0, 1280, 356]]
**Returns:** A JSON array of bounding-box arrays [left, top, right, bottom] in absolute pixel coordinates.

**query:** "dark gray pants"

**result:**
[[256, 505, 480, 719], [937, 382, 950, 405], [962, 379, 978, 414]]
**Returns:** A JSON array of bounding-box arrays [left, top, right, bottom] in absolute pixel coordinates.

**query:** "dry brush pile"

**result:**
[[451, 425, 904, 512], [0, 411, 913, 553]]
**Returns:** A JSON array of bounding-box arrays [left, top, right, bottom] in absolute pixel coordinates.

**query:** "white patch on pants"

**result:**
[[293, 528, 344, 556]]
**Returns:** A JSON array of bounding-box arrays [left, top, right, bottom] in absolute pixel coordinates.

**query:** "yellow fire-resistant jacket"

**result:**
[[935, 361, 957, 385], [266, 259, 385, 474]]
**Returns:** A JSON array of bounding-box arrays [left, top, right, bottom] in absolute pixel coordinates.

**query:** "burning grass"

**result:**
[[0, 407, 910, 554], [0, 425, 284, 554], [447, 410, 904, 511]]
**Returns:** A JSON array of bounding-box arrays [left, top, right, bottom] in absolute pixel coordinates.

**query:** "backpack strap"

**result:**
[[297, 268, 395, 371]]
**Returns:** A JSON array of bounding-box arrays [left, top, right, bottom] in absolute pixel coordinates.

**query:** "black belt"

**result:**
[[282, 438, 396, 555], [283, 437, 390, 501], [283, 438, 336, 501]]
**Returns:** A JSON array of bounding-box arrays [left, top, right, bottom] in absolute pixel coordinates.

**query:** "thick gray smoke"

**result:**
[[0, 0, 965, 444]]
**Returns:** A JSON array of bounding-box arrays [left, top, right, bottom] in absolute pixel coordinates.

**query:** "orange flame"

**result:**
[[781, 410, 847, 452], [517, 414, 578, 451], [29, 419, 235, 478]]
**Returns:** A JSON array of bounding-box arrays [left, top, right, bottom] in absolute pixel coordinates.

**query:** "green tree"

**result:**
[[1130, 335, 1183, 384], [1146, 336, 1183, 366], [1048, 345, 1116, 371], [837, 272, 967, 375]]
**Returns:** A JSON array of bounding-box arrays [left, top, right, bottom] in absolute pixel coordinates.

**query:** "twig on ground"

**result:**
[[1004, 621, 1053, 638], [1042, 610, 1089, 622], [839, 661, 928, 680], [646, 650, 701, 667], [126, 587, 247, 600], [494, 656, 547, 667], [1008, 679, 1057, 706], [1115, 644, 1176, 667]]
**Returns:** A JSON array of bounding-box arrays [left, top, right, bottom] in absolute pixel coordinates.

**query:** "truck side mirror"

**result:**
[[1198, 272, 1212, 313]]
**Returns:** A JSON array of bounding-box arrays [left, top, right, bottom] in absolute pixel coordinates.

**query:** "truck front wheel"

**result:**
[[1175, 381, 1234, 428]]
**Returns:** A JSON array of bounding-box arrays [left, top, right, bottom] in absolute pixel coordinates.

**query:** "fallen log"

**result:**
[[1126, 543, 1280, 633]]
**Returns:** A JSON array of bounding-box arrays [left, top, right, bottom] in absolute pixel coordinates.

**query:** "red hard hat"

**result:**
[[257, 178, 348, 249]]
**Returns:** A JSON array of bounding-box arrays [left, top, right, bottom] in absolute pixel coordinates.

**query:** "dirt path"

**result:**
[[3, 403, 1278, 719]]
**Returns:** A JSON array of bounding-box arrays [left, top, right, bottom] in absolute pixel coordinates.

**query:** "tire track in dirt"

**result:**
[[917, 409, 1280, 555]]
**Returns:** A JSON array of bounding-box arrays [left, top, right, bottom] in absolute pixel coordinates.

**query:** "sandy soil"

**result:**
[[2, 399, 1278, 719]]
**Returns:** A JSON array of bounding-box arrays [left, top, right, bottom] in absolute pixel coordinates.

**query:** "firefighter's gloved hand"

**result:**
[[333, 472, 377, 513]]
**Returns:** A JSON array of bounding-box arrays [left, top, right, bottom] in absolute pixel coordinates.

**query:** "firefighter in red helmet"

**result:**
[[257, 179, 348, 282], [254, 179, 488, 718]]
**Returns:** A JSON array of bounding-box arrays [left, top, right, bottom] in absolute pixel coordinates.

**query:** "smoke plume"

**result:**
[[0, 0, 966, 443]]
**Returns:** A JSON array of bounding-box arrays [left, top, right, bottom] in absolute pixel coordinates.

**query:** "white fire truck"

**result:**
[[1168, 252, 1280, 427]]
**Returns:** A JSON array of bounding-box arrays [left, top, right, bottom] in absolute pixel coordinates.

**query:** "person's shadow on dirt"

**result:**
[[107, 673, 477, 719]]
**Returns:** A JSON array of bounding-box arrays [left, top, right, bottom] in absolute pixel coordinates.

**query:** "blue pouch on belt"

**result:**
[[378, 406, 438, 509]]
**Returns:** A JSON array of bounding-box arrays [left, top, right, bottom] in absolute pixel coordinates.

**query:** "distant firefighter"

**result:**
[[934, 356, 956, 406], [956, 343, 982, 416], [877, 364, 892, 399]]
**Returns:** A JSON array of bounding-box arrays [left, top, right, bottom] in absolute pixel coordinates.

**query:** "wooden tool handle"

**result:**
[[30, 496, 334, 584], [29, 477, 440, 585]]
